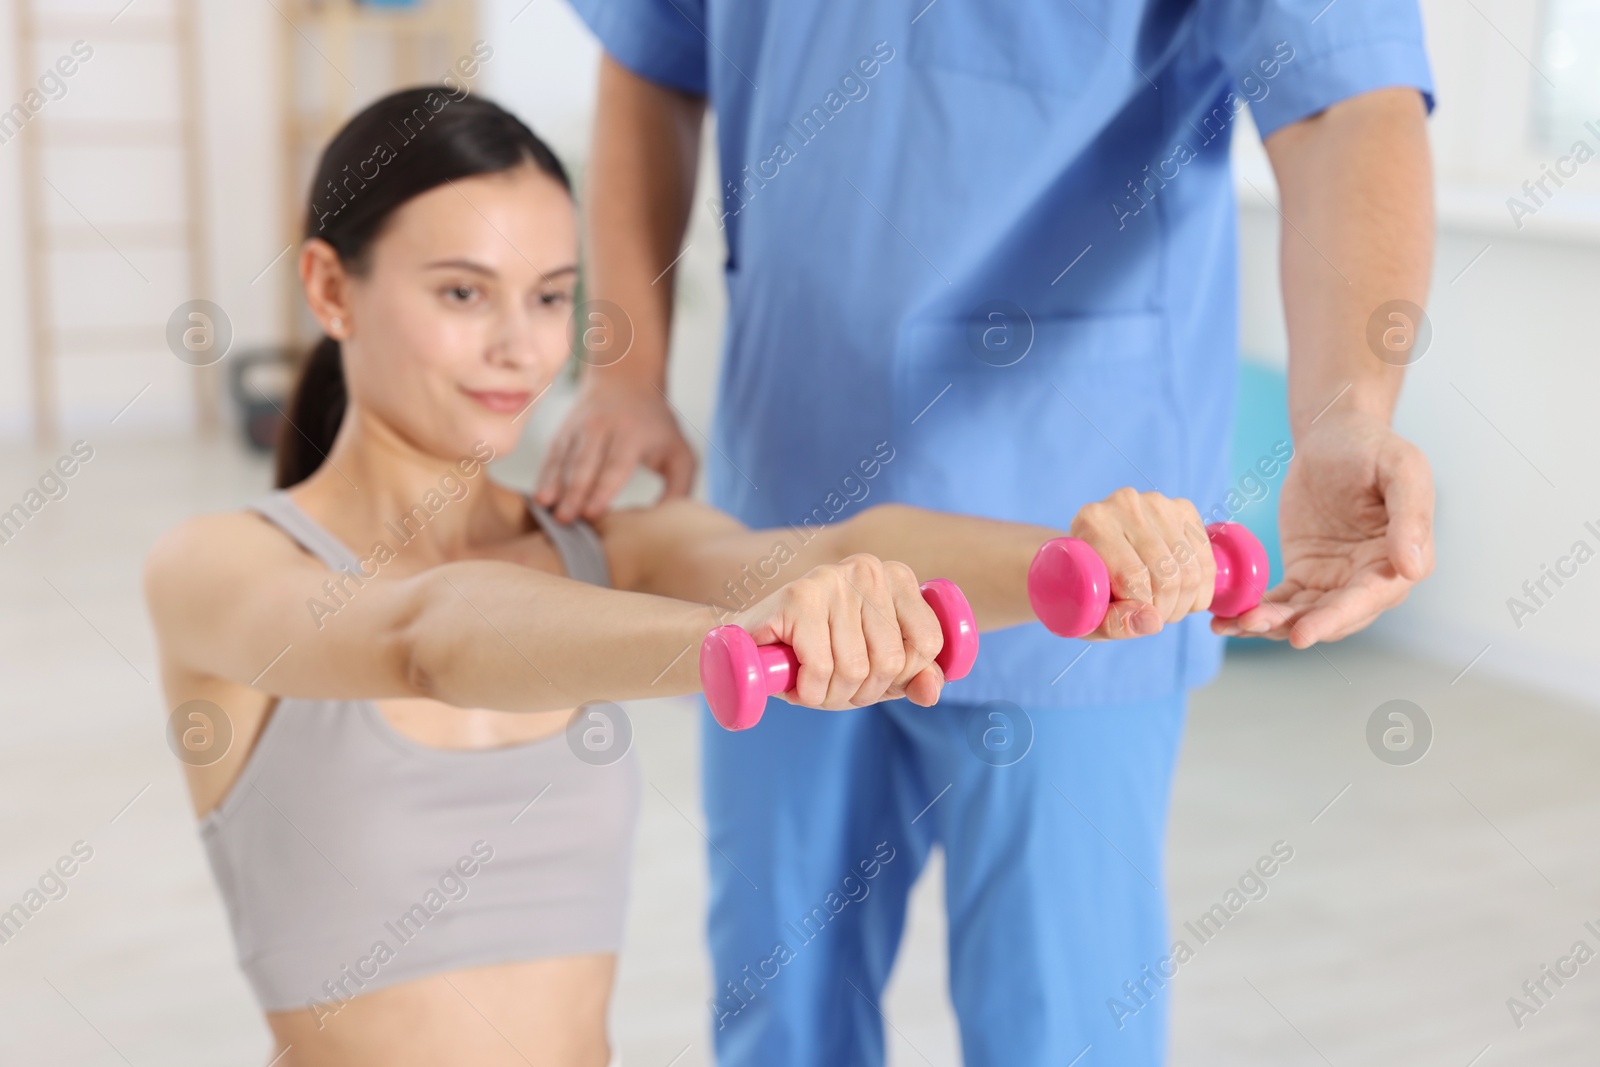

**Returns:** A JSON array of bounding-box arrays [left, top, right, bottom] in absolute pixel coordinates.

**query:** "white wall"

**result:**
[[0, 0, 24, 436]]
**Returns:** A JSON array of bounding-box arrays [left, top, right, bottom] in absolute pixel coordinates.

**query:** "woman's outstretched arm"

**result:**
[[601, 490, 1217, 640], [145, 510, 947, 715]]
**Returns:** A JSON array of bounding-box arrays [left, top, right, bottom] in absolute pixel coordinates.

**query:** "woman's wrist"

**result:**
[[655, 598, 723, 697]]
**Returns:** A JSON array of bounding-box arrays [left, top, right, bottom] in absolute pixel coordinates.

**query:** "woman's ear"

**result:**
[[300, 239, 353, 339]]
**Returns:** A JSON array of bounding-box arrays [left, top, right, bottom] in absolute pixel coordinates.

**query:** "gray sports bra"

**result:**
[[200, 490, 640, 1015]]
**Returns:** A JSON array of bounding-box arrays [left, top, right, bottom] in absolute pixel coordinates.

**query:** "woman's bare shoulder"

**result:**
[[143, 508, 308, 612]]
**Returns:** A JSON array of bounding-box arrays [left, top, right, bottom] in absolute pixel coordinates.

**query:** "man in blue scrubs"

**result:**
[[540, 3, 1437, 1063]]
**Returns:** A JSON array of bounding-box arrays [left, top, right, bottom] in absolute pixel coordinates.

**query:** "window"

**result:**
[[1535, 0, 1600, 151]]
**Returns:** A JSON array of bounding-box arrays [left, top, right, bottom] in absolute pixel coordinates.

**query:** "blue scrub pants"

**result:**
[[701, 691, 1187, 1067]]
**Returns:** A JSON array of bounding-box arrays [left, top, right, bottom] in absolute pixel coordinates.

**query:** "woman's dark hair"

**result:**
[[275, 87, 571, 488]]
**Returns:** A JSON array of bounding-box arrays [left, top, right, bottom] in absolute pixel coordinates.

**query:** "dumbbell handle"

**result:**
[[700, 578, 979, 732], [1027, 522, 1268, 639]]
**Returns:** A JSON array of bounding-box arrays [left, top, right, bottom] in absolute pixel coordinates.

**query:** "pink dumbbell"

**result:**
[[1027, 522, 1268, 639], [699, 578, 980, 731]]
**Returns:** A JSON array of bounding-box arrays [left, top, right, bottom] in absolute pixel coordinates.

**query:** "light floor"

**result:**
[[0, 434, 1595, 1066]]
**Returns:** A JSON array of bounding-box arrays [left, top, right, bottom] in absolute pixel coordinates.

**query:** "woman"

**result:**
[[144, 88, 1219, 1067]]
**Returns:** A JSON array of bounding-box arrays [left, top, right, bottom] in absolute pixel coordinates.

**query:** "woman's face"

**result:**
[[331, 164, 579, 462]]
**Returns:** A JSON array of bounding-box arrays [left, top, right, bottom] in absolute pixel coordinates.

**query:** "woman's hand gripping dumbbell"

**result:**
[[1026, 489, 1268, 639], [699, 555, 978, 731]]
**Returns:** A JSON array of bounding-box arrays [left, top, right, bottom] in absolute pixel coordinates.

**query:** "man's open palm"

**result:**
[[1214, 410, 1434, 647]]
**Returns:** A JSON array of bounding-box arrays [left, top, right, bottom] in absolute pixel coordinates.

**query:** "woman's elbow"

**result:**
[[393, 573, 453, 702]]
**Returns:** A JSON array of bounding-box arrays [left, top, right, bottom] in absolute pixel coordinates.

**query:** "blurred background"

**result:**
[[1, 0, 1598, 1063]]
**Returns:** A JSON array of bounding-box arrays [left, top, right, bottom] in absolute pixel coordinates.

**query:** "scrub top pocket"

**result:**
[[905, 0, 1119, 98], [891, 309, 1183, 526]]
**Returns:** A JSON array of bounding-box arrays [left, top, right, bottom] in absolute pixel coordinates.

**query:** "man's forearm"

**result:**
[[584, 55, 707, 390], [1265, 86, 1434, 435]]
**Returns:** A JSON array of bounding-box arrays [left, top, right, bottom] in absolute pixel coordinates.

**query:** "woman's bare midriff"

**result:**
[[266, 953, 617, 1067], [371, 696, 572, 749]]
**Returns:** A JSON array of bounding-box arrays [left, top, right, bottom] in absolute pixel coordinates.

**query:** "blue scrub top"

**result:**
[[568, 0, 1433, 707]]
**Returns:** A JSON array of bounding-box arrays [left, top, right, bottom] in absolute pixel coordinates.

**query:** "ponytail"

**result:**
[[273, 336, 346, 488]]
